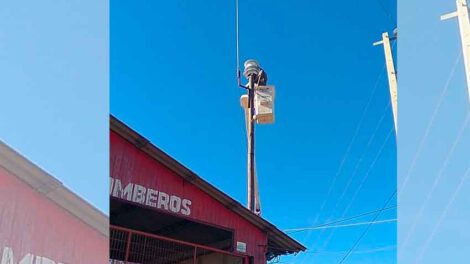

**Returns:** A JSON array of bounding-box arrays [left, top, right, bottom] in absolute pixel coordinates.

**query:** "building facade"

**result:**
[[0, 142, 108, 264], [110, 116, 305, 264]]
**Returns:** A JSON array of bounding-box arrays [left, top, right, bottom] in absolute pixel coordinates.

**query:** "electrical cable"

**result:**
[[316, 40, 398, 257], [336, 102, 391, 206], [337, 190, 397, 264], [285, 205, 396, 234], [296, 42, 396, 264], [319, 127, 395, 249], [301, 63, 387, 252], [301, 38, 398, 264], [415, 163, 470, 263], [401, 113, 470, 250], [398, 51, 463, 198], [286, 218, 396, 232], [302, 245, 396, 255]]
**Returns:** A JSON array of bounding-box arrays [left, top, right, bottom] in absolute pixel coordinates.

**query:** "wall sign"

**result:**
[[236, 241, 247, 253], [110, 177, 192, 216], [1, 247, 64, 264]]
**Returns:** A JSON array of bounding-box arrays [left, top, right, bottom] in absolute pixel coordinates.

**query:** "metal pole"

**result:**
[[124, 232, 132, 264], [442, 0, 470, 103], [247, 74, 256, 212]]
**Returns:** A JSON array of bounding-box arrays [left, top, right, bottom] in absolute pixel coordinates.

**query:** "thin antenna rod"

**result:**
[[236, 0, 241, 85], [236, 0, 246, 88]]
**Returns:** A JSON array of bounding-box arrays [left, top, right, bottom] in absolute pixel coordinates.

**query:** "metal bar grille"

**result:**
[[110, 225, 246, 264]]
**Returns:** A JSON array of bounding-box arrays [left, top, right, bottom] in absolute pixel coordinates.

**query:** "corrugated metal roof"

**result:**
[[110, 115, 306, 257]]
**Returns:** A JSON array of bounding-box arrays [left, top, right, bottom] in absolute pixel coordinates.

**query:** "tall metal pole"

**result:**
[[442, 0, 470, 103], [374, 31, 398, 132]]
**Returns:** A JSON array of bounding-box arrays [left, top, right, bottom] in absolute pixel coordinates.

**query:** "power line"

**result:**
[[285, 205, 396, 234], [316, 106, 391, 243], [337, 190, 397, 264], [415, 164, 470, 263], [274, 245, 396, 264], [310, 39, 397, 264], [284, 205, 397, 234], [335, 102, 391, 206], [315, 39, 397, 252], [301, 65, 387, 260], [398, 51, 462, 198], [286, 218, 396, 232], [342, 127, 395, 216], [298, 63, 393, 264], [319, 126, 395, 250], [296, 28, 397, 264], [307, 41, 397, 256], [401, 113, 470, 250], [302, 245, 396, 255]]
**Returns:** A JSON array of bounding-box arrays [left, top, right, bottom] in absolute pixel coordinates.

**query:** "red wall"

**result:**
[[0, 167, 108, 264], [110, 131, 268, 264]]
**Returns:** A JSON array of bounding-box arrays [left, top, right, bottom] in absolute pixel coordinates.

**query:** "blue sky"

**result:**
[[111, 0, 396, 263], [0, 0, 109, 213], [2, 1, 469, 263], [399, 0, 470, 263]]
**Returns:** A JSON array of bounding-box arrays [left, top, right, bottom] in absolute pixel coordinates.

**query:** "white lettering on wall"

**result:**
[[157, 192, 169, 210], [181, 199, 192, 216], [112, 179, 133, 201], [145, 189, 158, 207], [169, 196, 181, 213], [1, 247, 64, 264], [132, 184, 146, 204], [110, 178, 192, 216]]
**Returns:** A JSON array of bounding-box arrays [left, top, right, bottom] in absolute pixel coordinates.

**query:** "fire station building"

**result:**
[[110, 116, 305, 264], [0, 141, 108, 263]]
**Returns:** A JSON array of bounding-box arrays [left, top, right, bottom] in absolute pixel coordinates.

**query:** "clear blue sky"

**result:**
[[111, 0, 396, 263], [399, 0, 470, 263], [0, 0, 109, 213]]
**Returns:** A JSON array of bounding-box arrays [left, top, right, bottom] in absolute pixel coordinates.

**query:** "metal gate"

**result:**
[[110, 225, 247, 264]]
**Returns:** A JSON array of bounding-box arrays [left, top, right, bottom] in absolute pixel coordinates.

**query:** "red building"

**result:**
[[110, 116, 305, 264], [0, 141, 108, 263]]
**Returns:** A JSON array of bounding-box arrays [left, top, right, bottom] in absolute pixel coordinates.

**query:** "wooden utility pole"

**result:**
[[240, 59, 274, 215], [442, 0, 470, 103], [240, 95, 261, 214], [374, 31, 398, 132], [247, 74, 256, 213], [243, 59, 261, 215]]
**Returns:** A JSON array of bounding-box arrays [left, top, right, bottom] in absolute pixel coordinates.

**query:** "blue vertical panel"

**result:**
[[399, 1, 470, 263]]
